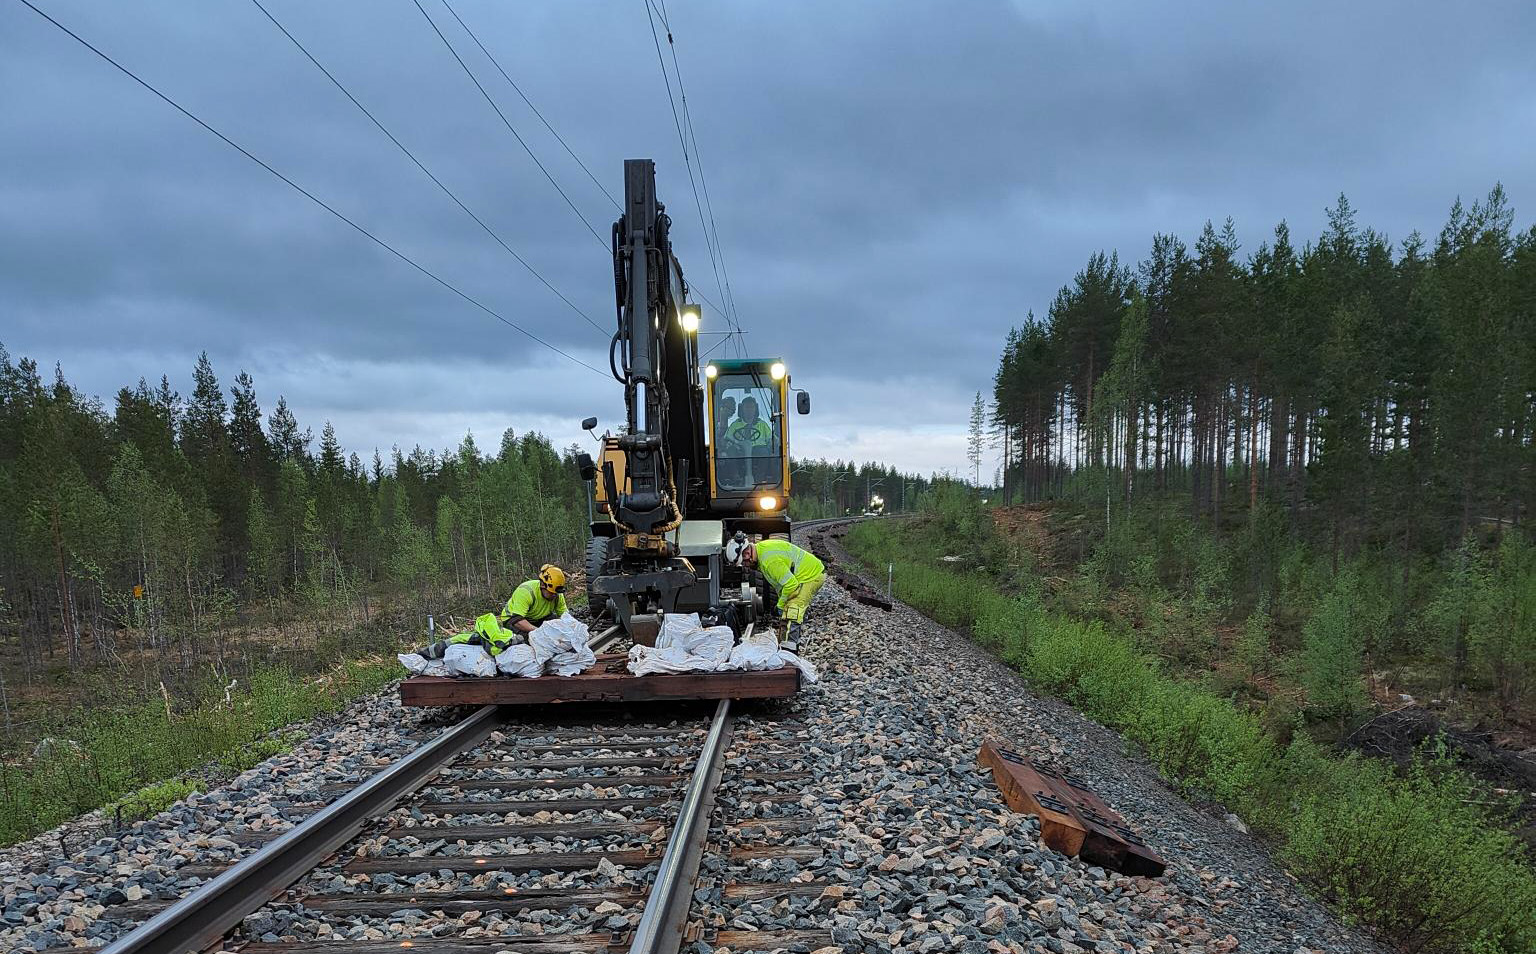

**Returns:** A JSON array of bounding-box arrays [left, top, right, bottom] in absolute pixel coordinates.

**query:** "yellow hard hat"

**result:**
[[538, 564, 568, 592]]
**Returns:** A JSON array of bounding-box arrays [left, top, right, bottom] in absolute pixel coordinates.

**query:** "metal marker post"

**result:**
[[888, 563, 894, 603]]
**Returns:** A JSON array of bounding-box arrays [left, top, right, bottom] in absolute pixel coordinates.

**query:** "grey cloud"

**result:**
[[4, 0, 1535, 476]]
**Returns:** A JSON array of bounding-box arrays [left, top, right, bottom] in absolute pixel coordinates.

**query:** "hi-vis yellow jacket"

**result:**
[[755, 540, 824, 599]]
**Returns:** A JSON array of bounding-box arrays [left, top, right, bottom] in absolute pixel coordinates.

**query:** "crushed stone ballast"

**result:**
[[0, 518, 1387, 954]]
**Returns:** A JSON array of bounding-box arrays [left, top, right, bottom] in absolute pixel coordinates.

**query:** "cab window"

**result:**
[[712, 374, 782, 492]]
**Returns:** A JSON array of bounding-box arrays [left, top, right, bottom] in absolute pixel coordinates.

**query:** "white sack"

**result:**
[[655, 613, 734, 664], [626, 626, 817, 683], [397, 652, 450, 677], [530, 613, 597, 676], [444, 642, 497, 678], [495, 643, 546, 678], [627, 643, 714, 676], [726, 631, 819, 683]]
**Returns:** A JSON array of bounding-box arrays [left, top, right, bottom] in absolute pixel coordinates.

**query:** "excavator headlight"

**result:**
[[705, 364, 718, 379], [758, 495, 778, 511], [769, 362, 786, 381], [680, 304, 701, 333]]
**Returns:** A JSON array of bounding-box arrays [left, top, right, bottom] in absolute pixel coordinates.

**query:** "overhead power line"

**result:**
[[436, 0, 620, 212], [15, 0, 607, 377], [410, 0, 609, 250], [247, 0, 608, 337], [641, 0, 747, 358], [666, 20, 742, 352], [640, 0, 733, 344]]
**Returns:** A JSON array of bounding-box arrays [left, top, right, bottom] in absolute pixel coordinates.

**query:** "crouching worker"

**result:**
[[725, 535, 824, 651], [416, 611, 520, 659], [416, 564, 568, 659], [500, 564, 569, 634]]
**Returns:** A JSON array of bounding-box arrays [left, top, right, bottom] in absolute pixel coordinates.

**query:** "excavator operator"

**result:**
[[729, 397, 773, 449]]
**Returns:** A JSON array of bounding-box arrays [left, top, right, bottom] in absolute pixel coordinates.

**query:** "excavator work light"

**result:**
[[705, 364, 718, 379], [758, 495, 779, 510], [770, 362, 786, 381], [679, 304, 701, 333]]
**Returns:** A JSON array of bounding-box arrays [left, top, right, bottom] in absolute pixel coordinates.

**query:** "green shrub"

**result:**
[[1235, 607, 1272, 676], [1301, 566, 1370, 719], [1127, 682, 1283, 819], [1026, 617, 1159, 725], [1281, 746, 1536, 953]]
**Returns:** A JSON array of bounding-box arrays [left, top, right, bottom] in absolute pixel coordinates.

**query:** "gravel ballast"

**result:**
[[0, 527, 1390, 953]]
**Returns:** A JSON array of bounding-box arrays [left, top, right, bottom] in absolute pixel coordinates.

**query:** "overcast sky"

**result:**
[[4, 0, 1535, 479]]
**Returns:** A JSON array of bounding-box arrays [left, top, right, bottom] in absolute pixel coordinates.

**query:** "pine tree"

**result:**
[[967, 392, 986, 486], [228, 370, 271, 491], [268, 396, 310, 463]]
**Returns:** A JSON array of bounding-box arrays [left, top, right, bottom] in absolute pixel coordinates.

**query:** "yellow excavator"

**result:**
[[576, 159, 810, 645]]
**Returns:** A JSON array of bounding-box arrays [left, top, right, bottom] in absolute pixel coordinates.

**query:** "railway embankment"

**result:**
[[1, 521, 1395, 954]]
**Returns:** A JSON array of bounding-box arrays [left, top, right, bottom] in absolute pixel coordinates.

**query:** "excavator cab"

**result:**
[[706, 358, 798, 512]]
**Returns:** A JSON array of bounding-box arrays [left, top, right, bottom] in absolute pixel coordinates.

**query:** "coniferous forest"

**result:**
[[0, 348, 589, 695], [990, 187, 1536, 718]]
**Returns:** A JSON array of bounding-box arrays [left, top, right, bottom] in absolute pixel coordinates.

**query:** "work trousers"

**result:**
[[778, 575, 825, 624]]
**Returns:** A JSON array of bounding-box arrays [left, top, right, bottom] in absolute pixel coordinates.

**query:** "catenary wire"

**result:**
[[642, 0, 738, 350], [664, 13, 743, 355], [700, 330, 744, 360], [14, 0, 607, 377], [247, 0, 609, 337], [437, 0, 620, 212], [410, 0, 608, 250], [643, 0, 746, 357]]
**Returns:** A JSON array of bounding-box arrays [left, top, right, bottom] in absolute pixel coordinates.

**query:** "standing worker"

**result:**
[[500, 564, 569, 634], [725, 535, 824, 651]]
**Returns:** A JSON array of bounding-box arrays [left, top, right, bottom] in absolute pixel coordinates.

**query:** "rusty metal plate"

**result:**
[[979, 739, 1165, 877]]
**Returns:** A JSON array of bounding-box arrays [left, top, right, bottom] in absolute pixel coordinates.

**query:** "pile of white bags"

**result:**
[[530, 613, 598, 676], [397, 613, 598, 678], [626, 614, 818, 683], [396, 652, 449, 677], [627, 613, 735, 676], [494, 643, 544, 678], [444, 642, 498, 677]]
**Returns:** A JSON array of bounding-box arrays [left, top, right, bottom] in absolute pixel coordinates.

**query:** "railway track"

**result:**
[[95, 531, 851, 954]]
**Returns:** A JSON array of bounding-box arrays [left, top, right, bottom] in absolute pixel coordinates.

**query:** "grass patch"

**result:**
[[107, 777, 203, 825], [0, 655, 398, 845], [846, 515, 1536, 954]]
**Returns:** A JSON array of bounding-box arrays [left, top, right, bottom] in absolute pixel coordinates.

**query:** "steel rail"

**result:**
[[589, 622, 624, 654], [99, 704, 505, 954], [625, 692, 736, 953], [102, 624, 619, 953]]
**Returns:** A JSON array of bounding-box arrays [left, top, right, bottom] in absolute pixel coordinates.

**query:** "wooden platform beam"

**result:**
[[399, 654, 800, 706]]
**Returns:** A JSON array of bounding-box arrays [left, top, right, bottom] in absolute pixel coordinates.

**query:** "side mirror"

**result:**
[[576, 451, 597, 482], [796, 391, 811, 415], [581, 416, 598, 431]]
